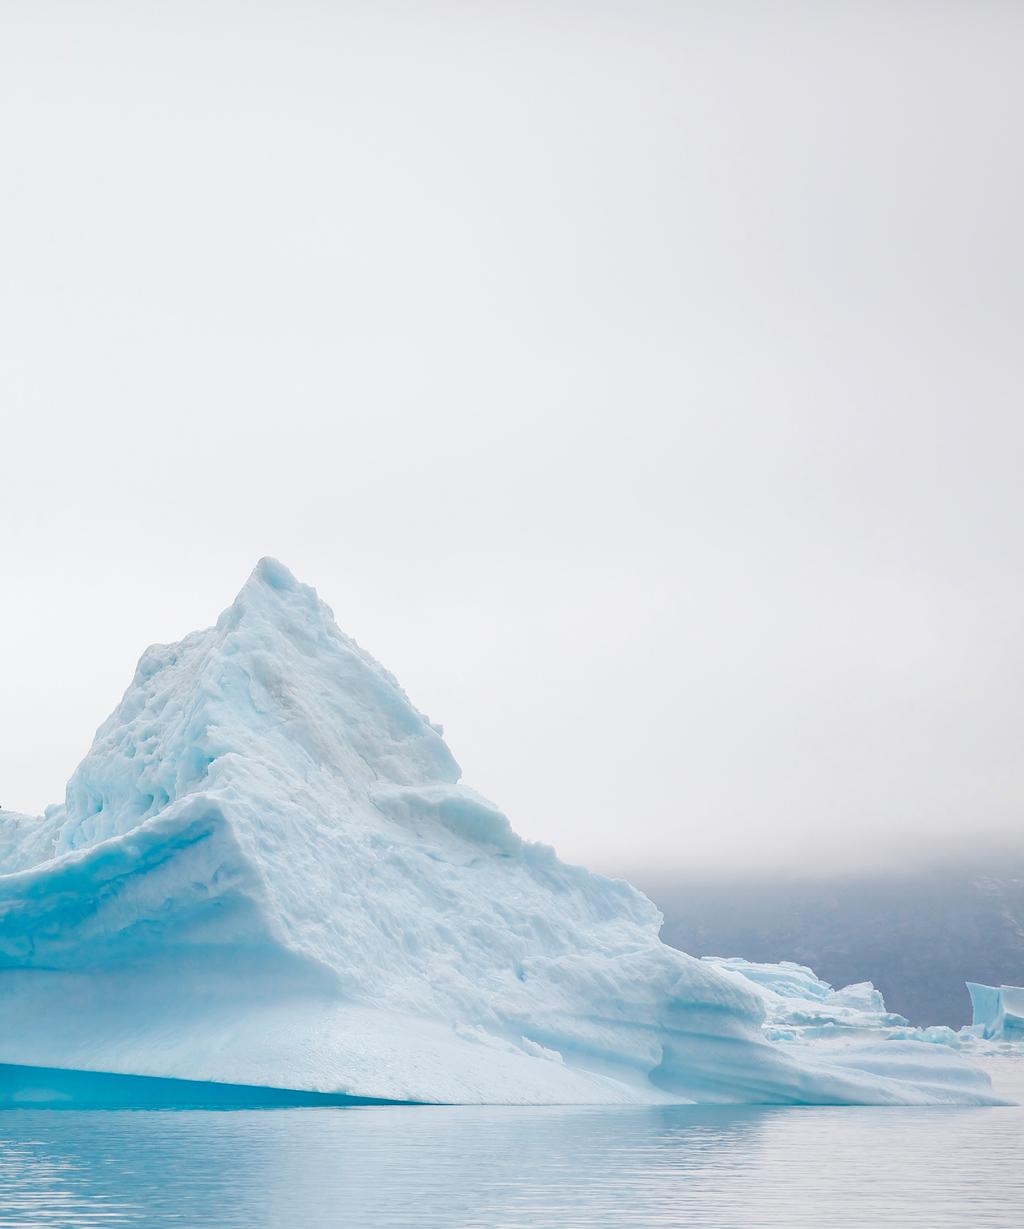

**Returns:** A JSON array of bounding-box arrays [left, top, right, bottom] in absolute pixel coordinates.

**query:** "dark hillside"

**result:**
[[633, 862, 1024, 1027]]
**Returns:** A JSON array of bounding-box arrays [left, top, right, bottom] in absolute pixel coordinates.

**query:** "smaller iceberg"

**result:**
[[705, 959, 1022, 1100], [966, 983, 1024, 1041], [708, 958, 1024, 1065], [702, 958, 908, 1042]]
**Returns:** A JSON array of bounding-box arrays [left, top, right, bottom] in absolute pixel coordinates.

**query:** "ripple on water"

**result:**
[[0, 1063, 1022, 1229]]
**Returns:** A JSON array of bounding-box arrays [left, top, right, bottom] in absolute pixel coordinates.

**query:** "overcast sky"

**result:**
[[3, 1, 1022, 876]]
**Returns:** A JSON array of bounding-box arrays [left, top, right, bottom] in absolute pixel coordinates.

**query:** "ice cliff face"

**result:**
[[0, 560, 1000, 1105], [967, 984, 1024, 1041]]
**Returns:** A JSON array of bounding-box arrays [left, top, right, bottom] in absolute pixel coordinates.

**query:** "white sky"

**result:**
[[3, 1, 1022, 875]]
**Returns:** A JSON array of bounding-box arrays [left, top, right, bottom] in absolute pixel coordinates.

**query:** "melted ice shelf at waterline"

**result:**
[[0, 560, 999, 1106]]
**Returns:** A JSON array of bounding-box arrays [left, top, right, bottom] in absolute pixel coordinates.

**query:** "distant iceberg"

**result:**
[[0, 560, 1000, 1106], [966, 983, 1024, 1041], [702, 957, 910, 1041], [713, 959, 1024, 1061]]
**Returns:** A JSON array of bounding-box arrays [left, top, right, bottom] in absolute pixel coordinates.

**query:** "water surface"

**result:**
[[1, 1060, 1021, 1228]]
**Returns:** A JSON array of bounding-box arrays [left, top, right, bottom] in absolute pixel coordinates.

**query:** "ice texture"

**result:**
[[701, 958, 1024, 1091], [702, 958, 910, 1041], [967, 983, 1024, 1041], [0, 560, 1000, 1106]]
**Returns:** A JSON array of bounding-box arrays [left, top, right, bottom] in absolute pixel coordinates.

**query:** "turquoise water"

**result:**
[[1, 1061, 1021, 1228]]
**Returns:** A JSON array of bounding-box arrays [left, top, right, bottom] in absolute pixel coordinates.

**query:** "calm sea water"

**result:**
[[1, 1060, 1021, 1228]]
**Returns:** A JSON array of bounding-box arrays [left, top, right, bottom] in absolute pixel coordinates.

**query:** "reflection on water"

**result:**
[[1, 1063, 1021, 1228]]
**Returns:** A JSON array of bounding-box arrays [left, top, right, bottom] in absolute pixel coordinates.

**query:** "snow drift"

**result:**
[[0, 560, 999, 1106]]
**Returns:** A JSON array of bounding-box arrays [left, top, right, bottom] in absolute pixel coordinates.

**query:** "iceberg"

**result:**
[[711, 959, 1024, 1057], [702, 957, 910, 1041], [0, 560, 1000, 1106], [966, 983, 1024, 1041]]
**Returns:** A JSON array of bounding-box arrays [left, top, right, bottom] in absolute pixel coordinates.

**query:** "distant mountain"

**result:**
[[633, 863, 1024, 1027]]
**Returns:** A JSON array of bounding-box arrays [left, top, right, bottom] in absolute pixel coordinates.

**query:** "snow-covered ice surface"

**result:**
[[0, 560, 1001, 1106]]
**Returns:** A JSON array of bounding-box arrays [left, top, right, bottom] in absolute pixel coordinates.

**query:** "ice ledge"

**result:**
[[0, 1063, 416, 1110]]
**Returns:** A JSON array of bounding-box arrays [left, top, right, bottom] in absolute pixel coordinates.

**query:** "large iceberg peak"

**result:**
[[0, 560, 1001, 1107], [214, 554, 336, 643], [58, 556, 459, 860]]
